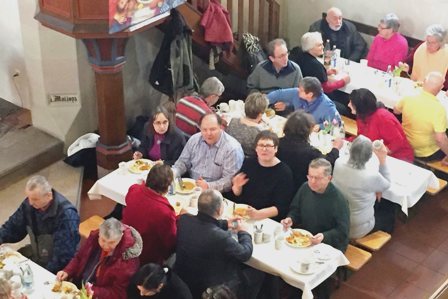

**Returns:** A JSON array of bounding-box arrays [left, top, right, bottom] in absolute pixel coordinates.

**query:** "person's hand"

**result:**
[[332, 137, 344, 150], [56, 271, 68, 281], [376, 192, 382, 202], [274, 102, 286, 111], [196, 177, 209, 190], [133, 151, 143, 160], [312, 124, 320, 132], [373, 143, 388, 164], [341, 73, 351, 84], [232, 173, 249, 188], [154, 160, 163, 165], [398, 61, 410, 73], [281, 217, 293, 231], [246, 206, 261, 220], [327, 68, 337, 75], [310, 233, 324, 245]]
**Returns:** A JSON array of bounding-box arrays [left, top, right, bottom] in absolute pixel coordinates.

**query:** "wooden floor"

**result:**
[[80, 177, 448, 299]]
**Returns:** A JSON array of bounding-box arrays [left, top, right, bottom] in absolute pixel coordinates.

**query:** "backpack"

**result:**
[[240, 33, 267, 73]]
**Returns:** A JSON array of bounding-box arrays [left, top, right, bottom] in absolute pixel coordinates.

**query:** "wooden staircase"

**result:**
[[178, 0, 280, 79]]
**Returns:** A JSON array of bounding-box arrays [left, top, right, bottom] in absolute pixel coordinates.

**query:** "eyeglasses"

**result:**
[[377, 25, 390, 30], [307, 174, 327, 181], [275, 51, 289, 59], [153, 120, 169, 126], [256, 143, 276, 150]]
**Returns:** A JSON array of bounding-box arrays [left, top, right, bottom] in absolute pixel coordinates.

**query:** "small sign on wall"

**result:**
[[48, 94, 80, 106]]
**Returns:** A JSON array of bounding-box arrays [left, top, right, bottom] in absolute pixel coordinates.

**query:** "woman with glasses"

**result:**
[[134, 105, 186, 166], [230, 130, 294, 221]]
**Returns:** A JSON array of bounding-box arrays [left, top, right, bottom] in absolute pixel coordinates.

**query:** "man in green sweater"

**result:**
[[281, 158, 349, 253]]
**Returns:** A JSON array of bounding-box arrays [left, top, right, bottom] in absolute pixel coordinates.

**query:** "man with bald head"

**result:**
[[309, 7, 367, 62], [394, 72, 448, 163]]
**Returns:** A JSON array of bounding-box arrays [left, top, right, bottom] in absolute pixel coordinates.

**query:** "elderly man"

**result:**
[[176, 76, 225, 137], [402, 24, 448, 90], [172, 113, 244, 192], [247, 38, 303, 94], [394, 72, 448, 163], [309, 7, 367, 62], [267, 76, 341, 129], [366, 13, 408, 71], [0, 175, 80, 273], [174, 189, 263, 299]]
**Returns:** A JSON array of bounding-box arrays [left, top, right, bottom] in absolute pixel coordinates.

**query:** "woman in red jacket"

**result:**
[[122, 164, 177, 265], [348, 88, 414, 162], [56, 218, 142, 299]]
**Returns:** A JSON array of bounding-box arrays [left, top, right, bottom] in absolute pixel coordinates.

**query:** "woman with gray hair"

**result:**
[[292, 31, 350, 94], [401, 24, 448, 89], [367, 13, 408, 71], [56, 218, 142, 299], [226, 92, 268, 157], [332, 135, 391, 238]]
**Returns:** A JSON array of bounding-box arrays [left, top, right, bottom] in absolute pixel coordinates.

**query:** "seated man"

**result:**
[[176, 77, 225, 137], [0, 175, 80, 273], [267, 76, 341, 129], [281, 158, 349, 298], [172, 113, 244, 192], [247, 38, 303, 94], [394, 72, 448, 163], [402, 24, 448, 90], [174, 190, 263, 299], [309, 7, 367, 62]]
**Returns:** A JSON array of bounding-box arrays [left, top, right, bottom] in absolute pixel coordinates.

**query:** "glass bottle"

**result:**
[[20, 264, 33, 293], [324, 39, 331, 66]]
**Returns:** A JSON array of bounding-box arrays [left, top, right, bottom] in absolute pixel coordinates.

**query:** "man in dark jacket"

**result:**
[[0, 175, 80, 273], [309, 7, 367, 62], [174, 190, 264, 299]]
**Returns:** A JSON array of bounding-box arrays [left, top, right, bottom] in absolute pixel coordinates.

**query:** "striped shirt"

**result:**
[[175, 96, 212, 137]]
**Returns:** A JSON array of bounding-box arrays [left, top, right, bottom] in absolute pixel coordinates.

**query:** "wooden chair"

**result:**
[[79, 215, 105, 239], [354, 230, 391, 251], [427, 160, 448, 175], [341, 115, 357, 137], [426, 178, 448, 196], [340, 244, 372, 281]]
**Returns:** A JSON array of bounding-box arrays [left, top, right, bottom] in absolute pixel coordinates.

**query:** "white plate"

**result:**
[[290, 260, 316, 275], [284, 229, 313, 248], [175, 178, 197, 194], [127, 159, 153, 174]]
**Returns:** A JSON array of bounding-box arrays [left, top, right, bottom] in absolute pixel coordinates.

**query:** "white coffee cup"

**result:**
[[300, 257, 312, 273], [118, 162, 127, 175], [274, 235, 283, 250], [217, 103, 230, 113], [372, 139, 384, 150]]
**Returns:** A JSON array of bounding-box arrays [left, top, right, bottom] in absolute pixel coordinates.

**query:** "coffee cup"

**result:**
[[372, 139, 384, 150], [118, 162, 127, 175], [300, 258, 312, 273], [274, 235, 283, 250], [217, 103, 230, 113]]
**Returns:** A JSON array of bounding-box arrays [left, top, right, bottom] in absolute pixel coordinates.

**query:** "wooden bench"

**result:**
[[354, 230, 391, 252], [341, 115, 357, 137], [79, 215, 105, 239], [339, 244, 372, 282]]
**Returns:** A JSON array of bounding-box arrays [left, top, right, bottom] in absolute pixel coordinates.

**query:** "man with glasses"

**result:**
[[247, 38, 303, 94], [309, 7, 367, 62], [172, 113, 244, 192]]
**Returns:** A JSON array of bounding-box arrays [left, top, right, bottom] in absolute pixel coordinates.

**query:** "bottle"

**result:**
[[21, 264, 33, 293], [339, 120, 345, 139], [324, 39, 331, 66], [386, 65, 393, 88], [331, 45, 338, 68]]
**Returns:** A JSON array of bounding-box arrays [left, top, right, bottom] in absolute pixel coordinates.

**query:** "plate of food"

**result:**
[[51, 281, 80, 297], [265, 108, 276, 118], [175, 178, 196, 194], [232, 203, 250, 219], [127, 159, 153, 174], [285, 229, 313, 248], [0, 251, 26, 267]]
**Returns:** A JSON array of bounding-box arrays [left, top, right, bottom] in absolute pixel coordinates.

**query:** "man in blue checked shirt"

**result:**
[[172, 113, 244, 192], [0, 175, 80, 273]]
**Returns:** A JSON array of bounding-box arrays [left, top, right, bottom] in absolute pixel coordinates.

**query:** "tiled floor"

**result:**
[[78, 175, 448, 298]]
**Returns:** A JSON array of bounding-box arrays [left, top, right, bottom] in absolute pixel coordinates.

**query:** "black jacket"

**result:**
[[174, 213, 253, 298], [137, 126, 186, 166], [309, 18, 368, 62]]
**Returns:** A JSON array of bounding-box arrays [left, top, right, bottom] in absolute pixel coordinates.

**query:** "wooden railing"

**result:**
[[187, 0, 280, 46]]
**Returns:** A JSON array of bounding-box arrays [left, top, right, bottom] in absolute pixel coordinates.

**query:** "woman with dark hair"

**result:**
[[122, 164, 177, 265], [202, 285, 237, 299], [277, 111, 342, 192], [127, 263, 192, 299], [231, 130, 294, 221], [134, 106, 186, 166], [348, 88, 413, 162]]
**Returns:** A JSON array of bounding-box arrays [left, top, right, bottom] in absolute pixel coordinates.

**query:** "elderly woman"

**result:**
[[294, 31, 350, 94], [127, 264, 192, 299], [366, 13, 408, 71], [56, 218, 142, 299], [348, 88, 413, 162], [231, 130, 294, 221], [0, 279, 11, 299], [122, 164, 177, 265], [277, 111, 342, 192], [226, 93, 268, 157], [332, 135, 391, 238], [134, 106, 185, 166], [402, 24, 448, 89]]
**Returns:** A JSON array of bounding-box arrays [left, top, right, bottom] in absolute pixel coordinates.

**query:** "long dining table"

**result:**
[[88, 167, 348, 299]]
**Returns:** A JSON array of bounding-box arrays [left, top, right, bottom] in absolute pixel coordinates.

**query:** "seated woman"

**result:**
[[56, 218, 142, 299], [127, 263, 192, 299], [348, 88, 414, 162], [122, 164, 177, 265], [294, 32, 350, 94], [226, 92, 268, 157], [134, 105, 186, 166], [231, 130, 294, 221], [332, 135, 391, 238], [202, 285, 237, 299], [366, 13, 408, 71], [277, 111, 342, 192]]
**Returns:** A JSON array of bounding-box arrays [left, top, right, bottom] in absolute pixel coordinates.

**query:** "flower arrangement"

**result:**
[[322, 118, 340, 135], [79, 282, 94, 299]]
